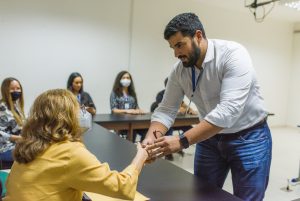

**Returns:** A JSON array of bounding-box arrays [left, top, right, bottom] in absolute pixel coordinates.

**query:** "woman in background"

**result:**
[[110, 71, 144, 115], [110, 71, 146, 142], [0, 77, 25, 164], [4, 89, 148, 201], [67, 72, 96, 115]]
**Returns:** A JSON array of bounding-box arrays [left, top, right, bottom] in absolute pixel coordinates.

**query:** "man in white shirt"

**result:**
[[143, 13, 272, 201]]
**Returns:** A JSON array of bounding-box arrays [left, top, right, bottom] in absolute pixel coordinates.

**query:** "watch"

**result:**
[[179, 133, 189, 149]]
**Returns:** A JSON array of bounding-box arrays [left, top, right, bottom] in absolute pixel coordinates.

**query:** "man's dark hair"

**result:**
[[164, 12, 206, 40]]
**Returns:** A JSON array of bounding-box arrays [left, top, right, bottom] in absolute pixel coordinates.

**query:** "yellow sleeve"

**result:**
[[65, 143, 139, 200]]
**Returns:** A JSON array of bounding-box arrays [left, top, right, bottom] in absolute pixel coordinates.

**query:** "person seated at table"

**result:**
[[4, 89, 148, 201], [151, 77, 197, 160], [110, 70, 146, 142], [67, 72, 96, 115], [155, 78, 197, 116], [0, 77, 25, 166]]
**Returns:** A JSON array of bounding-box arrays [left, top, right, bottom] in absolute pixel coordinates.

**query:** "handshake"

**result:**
[[133, 130, 183, 166]]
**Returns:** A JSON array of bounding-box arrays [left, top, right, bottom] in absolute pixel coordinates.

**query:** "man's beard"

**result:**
[[181, 42, 201, 68]]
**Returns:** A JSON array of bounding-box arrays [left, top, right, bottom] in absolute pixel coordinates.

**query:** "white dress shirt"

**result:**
[[152, 39, 267, 134]]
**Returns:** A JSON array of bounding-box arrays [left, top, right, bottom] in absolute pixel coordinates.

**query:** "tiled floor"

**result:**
[[167, 126, 300, 201]]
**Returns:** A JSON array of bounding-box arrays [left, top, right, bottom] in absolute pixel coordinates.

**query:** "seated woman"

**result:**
[[67, 72, 96, 115], [0, 77, 25, 165], [110, 71, 146, 142], [4, 89, 148, 201]]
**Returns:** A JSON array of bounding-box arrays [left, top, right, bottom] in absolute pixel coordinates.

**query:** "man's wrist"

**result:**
[[179, 132, 190, 149]]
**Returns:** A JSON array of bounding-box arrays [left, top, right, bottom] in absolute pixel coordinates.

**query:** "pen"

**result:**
[[153, 130, 157, 139], [153, 130, 163, 139]]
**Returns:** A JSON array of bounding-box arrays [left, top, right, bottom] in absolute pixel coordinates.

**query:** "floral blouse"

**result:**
[[110, 91, 138, 110], [0, 101, 22, 153]]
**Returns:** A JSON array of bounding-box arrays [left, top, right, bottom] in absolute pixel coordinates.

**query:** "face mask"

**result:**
[[79, 108, 92, 132], [120, 79, 131, 87], [11, 91, 22, 101]]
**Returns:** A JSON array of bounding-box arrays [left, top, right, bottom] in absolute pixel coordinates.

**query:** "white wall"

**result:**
[[131, 0, 294, 126], [287, 23, 300, 126], [0, 0, 296, 126], [0, 0, 132, 113]]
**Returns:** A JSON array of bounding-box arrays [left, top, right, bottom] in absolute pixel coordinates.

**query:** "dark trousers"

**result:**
[[194, 122, 272, 201]]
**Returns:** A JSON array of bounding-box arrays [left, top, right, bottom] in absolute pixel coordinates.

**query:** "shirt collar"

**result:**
[[202, 39, 214, 66]]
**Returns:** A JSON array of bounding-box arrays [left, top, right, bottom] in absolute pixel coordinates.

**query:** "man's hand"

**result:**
[[142, 136, 156, 163], [146, 135, 182, 159]]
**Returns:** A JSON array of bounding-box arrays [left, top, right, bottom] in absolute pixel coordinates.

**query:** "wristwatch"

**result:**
[[179, 132, 189, 149]]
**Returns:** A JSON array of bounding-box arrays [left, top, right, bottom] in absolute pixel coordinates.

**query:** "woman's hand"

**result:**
[[146, 136, 181, 159], [131, 142, 149, 173], [10, 135, 22, 142], [142, 135, 159, 164], [187, 109, 198, 115], [85, 107, 96, 115], [137, 109, 146, 114], [126, 109, 145, 115], [136, 142, 149, 161]]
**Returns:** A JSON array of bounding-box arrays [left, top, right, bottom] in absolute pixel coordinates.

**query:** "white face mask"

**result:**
[[120, 79, 131, 87]]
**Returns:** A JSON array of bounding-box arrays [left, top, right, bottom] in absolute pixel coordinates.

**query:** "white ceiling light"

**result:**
[[280, 0, 300, 10]]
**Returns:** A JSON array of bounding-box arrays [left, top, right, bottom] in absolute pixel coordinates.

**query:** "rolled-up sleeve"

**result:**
[[204, 46, 253, 128], [152, 68, 185, 129]]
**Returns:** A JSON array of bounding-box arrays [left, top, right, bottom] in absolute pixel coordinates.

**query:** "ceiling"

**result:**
[[198, 0, 300, 23]]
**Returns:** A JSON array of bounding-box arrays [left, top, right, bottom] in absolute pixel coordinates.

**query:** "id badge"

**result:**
[[125, 103, 130, 109]]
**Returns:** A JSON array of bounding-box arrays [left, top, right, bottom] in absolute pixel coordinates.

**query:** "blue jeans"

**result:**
[[194, 122, 272, 201]]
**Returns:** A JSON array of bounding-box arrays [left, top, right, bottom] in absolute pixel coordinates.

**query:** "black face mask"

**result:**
[[11, 91, 22, 101]]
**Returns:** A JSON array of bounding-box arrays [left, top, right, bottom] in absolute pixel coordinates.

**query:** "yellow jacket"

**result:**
[[4, 141, 138, 201]]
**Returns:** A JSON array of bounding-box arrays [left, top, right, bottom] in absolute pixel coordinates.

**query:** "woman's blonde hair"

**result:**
[[0, 77, 25, 126], [14, 89, 81, 163]]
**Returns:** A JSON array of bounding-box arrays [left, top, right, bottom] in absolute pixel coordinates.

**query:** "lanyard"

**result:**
[[191, 66, 204, 98], [185, 66, 204, 115]]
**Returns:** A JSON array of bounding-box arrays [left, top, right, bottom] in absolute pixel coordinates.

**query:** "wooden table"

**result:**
[[83, 123, 243, 201], [93, 113, 199, 141]]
